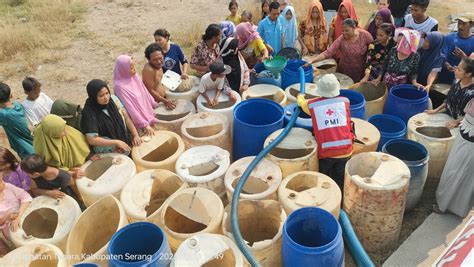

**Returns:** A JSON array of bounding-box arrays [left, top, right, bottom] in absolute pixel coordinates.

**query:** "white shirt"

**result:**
[[21, 92, 53, 126], [404, 15, 438, 34], [198, 72, 225, 94]]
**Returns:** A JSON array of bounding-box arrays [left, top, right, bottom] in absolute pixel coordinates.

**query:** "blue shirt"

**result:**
[[0, 102, 34, 158], [439, 33, 474, 84], [257, 16, 283, 55], [162, 43, 188, 75]]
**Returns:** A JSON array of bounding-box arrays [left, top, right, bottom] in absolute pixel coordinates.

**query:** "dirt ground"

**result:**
[[1, 0, 473, 266]]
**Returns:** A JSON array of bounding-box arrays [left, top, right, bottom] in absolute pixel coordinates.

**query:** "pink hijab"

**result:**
[[113, 55, 157, 129], [236, 22, 261, 50], [396, 29, 420, 56]]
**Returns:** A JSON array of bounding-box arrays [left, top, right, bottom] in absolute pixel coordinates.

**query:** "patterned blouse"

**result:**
[[299, 20, 328, 54], [381, 47, 420, 88], [2, 165, 31, 192], [365, 39, 396, 80], [190, 41, 220, 68], [446, 82, 474, 120]]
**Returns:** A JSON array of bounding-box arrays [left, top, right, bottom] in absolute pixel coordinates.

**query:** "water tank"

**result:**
[[160, 187, 224, 251], [284, 83, 319, 104], [77, 153, 136, 207], [181, 112, 232, 155], [196, 89, 241, 133], [9, 195, 81, 252], [349, 82, 387, 119], [339, 89, 366, 119], [407, 112, 457, 180], [312, 58, 337, 76], [368, 114, 407, 151], [283, 103, 313, 132], [66, 195, 128, 266], [383, 84, 429, 123], [242, 84, 287, 106], [132, 130, 185, 172], [171, 234, 246, 266], [0, 244, 67, 266], [176, 145, 231, 201], [120, 169, 187, 223], [165, 75, 200, 104], [264, 128, 318, 177], [222, 199, 286, 267], [343, 152, 410, 252], [154, 99, 195, 135], [278, 171, 341, 218], [281, 60, 313, 89], [224, 156, 282, 201], [352, 118, 381, 155]]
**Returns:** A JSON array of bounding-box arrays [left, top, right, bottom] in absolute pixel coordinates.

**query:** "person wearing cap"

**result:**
[[198, 62, 236, 107], [297, 74, 355, 189], [439, 12, 474, 84]]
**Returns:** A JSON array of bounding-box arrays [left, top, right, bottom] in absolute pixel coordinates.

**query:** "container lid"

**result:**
[[243, 84, 286, 104], [176, 146, 230, 183], [352, 118, 381, 147], [162, 70, 182, 91], [348, 152, 410, 190]]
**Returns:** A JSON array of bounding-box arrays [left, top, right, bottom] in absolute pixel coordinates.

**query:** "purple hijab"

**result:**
[[368, 8, 394, 39]]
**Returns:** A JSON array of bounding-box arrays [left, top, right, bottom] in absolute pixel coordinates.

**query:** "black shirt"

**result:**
[[35, 169, 71, 191], [389, 0, 411, 18], [321, 0, 342, 11]]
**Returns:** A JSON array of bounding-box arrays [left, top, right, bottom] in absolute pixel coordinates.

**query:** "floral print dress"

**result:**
[[365, 39, 396, 81], [381, 47, 420, 89]]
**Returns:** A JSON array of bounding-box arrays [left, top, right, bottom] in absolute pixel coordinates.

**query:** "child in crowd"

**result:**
[[0, 147, 31, 193], [199, 62, 236, 107], [402, 0, 438, 34], [0, 82, 34, 159], [226, 1, 241, 26], [20, 154, 85, 210], [281, 6, 298, 48], [364, 0, 394, 33], [21, 77, 53, 127], [241, 10, 253, 24], [0, 179, 32, 236], [261, 0, 270, 20]]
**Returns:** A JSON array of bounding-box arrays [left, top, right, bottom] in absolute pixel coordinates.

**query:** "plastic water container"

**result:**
[[196, 90, 241, 133], [283, 103, 313, 132], [339, 89, 366, 119], [165, 76, 200, 104], [349, 82, 387, 119], [282, 207, 344, 267], [281, 60, 313, 89], [154, 99, 195, 135], [254, 62, 282, 87], [284, 83, 319, 104], [382, 139, 429, 211], [242, 84, 288, 106], [368, 114, 407, 151], [108, 222, 172, 267], [233, 99, 284, 160], [1, 244, 67, 266], [352, 118, 381, 155], [383, 84, 429, 123]]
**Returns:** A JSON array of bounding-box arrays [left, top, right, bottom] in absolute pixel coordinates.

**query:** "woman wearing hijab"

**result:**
[[33, 114, 90, 171], [281, 5, 298, 48], [219, 21, 236, 42], [298, 0, 328, 55], [50, 100, 83, 131], [81, 79, 141, 155], [235, 22, 269, 69], [366, 8, 394, 40], [374, 28, 421, 89], [113, 55, 157, 136], [220, 37, 250, 94], [328, 0, 358, 46]]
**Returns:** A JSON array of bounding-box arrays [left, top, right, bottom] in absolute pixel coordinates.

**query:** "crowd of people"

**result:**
[[0, 0, 473, 248]]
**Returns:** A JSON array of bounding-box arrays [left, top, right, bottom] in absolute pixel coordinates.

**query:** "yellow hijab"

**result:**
[[33, 114, 90, 171]]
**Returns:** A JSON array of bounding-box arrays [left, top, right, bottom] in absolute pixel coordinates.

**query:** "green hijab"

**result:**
[[33, 114, 90, 171], [50, 100, 83, 131]]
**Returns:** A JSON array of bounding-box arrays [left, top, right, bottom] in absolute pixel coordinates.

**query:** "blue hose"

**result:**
[[230, 67, 374, 267]]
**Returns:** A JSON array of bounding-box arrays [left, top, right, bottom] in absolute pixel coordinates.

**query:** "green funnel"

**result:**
[[264, 56, 287, 79]]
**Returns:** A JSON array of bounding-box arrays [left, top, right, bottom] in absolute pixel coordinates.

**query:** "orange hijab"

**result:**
[[334, 0, 358, 39], [305, 0, 327, 35]]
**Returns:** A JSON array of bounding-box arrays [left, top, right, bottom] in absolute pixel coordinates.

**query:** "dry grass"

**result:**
[[0, 0, 85, 75]]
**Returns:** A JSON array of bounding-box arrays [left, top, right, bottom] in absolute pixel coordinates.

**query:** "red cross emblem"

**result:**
[[326, 108, 334, 116]]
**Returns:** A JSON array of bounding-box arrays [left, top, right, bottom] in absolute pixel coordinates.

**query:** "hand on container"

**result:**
[[424, 109, 438, 114], [446, 120, 459, 129], [71, 168, 85, 179], [164, 99, 176, 110], [239, 84, 249, 94], [301, 45, 309, 56], [131, 134, 142, 147], [115, 140, 131, 153], [413, 82, 424, 90], [370, 77, 381, 86], [181, 73, 189, 80], [144, 126, 155, 136], [10, 217, 20, 232], [47, 189, 65, 199]]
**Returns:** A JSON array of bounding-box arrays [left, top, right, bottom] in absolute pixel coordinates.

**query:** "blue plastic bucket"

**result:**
[[382, 139, 429, 211], [253, 62, 282, 87], [281, 60, 313, 89], [283, 103, 313, 132], [383, 84, 429, 123], [283, 207, 344, 267], [233, 99, 284, 160], [368, 114, 407, 151], [107, 222, 171, 267], [339, 89, 366, 119]]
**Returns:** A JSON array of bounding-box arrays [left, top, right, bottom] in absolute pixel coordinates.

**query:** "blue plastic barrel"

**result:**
[[233, 99, 284, 160], [281, 60, 313, 89], [252, 62, 282, 87], [283, 207, 344, 267], [107, 222, 171, 267], [382, 139, 429, 211], [368, 114, 407, 151], [339, 89, 366, 119], [284, 103, 313, 132], [383, 84, 429, 123]]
